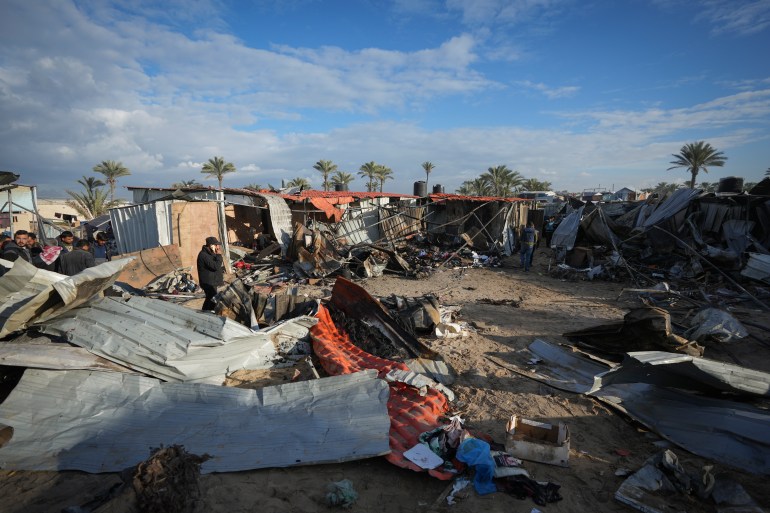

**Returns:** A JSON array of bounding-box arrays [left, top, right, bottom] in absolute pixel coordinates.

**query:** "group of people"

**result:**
[[0, 229, 113, 277]]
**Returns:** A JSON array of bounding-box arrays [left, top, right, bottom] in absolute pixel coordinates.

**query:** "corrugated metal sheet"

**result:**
[[741, 252, 770, 284], [110, 201, 174, 254], [38, 295, 317, 383], [595, 351, 770, 397], [641, 188, 702, 229], [0, 368, 391, 473], [254, 193, 293, 254], [0, 258, 130, 338], [380, 205, 424, 243], [590, 382, 770, 474]]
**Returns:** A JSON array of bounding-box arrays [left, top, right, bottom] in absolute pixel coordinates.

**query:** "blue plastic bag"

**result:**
[[456, 438, 497, 495]]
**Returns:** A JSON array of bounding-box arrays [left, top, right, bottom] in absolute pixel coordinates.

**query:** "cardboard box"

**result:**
[[505, 416, 570, 467]]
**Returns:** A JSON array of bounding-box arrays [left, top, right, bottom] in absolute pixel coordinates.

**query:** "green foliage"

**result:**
[[201, 156, 236, 190], [172, 179, 202, 188], [358, 161, 379, 192], [520, 178, 553, 192], [668, 141, 727, 189], [331, 171, 354, 187], [66, 175, 116, 219], [243, 183, 261, 191], [480, 165, 523, 197], [374, 164, 393, 192], [286, 177, 311, 189], [93, 160, 130, 202], [456, 177, 492, 196], [421, 161, 435, 187], [313, 160, 338, 191]]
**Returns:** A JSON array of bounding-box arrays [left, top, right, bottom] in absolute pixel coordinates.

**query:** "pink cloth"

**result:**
[[40, 246, 62, 265]]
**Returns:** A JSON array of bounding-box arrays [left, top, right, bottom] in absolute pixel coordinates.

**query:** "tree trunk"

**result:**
[[690, 170, 697, 189]]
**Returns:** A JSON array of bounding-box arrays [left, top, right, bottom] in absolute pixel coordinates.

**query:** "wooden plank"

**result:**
[[172, 201, 219, 283], [116, 244, 183, 288]]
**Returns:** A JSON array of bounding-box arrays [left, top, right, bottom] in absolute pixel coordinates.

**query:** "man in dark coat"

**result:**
[[197, 236, 224, 311], [59, 239, 96, 276], [1, 230, 32, 262]]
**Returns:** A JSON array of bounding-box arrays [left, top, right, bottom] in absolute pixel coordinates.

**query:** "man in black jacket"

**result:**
[[197, 236, 224, 311], [59, 239, 96, 276], [2, 230, 32, 262]]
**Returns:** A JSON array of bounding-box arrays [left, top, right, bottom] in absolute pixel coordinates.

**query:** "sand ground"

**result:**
[[1, 247, 768, 512]]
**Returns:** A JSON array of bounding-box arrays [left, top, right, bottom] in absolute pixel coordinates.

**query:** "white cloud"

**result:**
[[516, 80, 580, 99], [698, 0, 770, 36]]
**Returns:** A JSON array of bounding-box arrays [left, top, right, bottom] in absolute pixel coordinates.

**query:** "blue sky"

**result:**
[[1, 0, 769, 198]]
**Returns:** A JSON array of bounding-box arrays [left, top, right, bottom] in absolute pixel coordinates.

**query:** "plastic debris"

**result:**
[[325, 479, 358, 509]]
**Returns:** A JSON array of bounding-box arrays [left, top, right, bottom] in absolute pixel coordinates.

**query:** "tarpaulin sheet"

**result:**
[[0, 369, 391, 473], [551, 206, 583, 250], [311, 304, 452, 480], [310, 197, 345, 223]]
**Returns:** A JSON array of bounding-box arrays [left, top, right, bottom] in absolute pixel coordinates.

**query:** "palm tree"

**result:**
[[456, 178, 491, 196], [481, 165, 523, 197], [374, 165, 393, 192], [358, 161, 378, 192], [331, 171, 354, 189], [653, 182, 682, 194], [698, 181, 717, 193], [668, 141, 727, 189], [66, 176, 114, 219], [313, 160, 337, 191], [765, 167, 770, 177], [92, 160, 130, 203], [743, 182, 757, 192], [422, 161, 435, 189], [201, 156, 236, 190], [171, 179, 202, 188], [520, 178, 552, 191], [285, 177, 311, 189], [244, 183, 262, 191]]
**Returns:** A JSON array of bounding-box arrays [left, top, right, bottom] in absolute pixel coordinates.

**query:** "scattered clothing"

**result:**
[[495, 475, 562, 506]]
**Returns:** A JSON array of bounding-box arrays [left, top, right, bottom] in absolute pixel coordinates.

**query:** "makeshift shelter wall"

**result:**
[[110, 201, 175, 255], [171, 201, 219, 282], [225, 204, 266, 245], [116, 245, 183, 289]]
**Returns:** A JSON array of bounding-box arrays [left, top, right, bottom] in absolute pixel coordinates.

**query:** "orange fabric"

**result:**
[[311, 304, 453, 479], [309, 197, 345, 223]]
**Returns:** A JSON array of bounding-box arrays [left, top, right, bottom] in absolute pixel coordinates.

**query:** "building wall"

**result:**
[[171, 201, 219, 282]]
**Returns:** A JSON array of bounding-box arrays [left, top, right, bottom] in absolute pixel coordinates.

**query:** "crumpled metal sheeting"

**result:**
[[0, 258, 131, 338], [253, 193, 294, 255], [522, 339, 611, 394], [0, 368, 391, 473], [594, 351, 770, 397], [38, 295, 317, 383], [641, 188, 703, 229], [589, 382, 770, 475]]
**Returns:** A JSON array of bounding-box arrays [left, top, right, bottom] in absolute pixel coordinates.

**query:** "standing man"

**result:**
[[57, 231, 77, 254], [519, 221, 538, 272], [197, 236, 224, 311], [90, 232, 112, 264], [1, 230, 32, 262], [544, 217, 556, 248], [59, 239, 96, 276]]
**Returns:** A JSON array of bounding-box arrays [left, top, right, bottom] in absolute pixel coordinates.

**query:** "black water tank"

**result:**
[[334, 183, 349, 192], [414, 180, 427, 197], [717, 176, 743, 194], [432, 184, 444, 194]]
